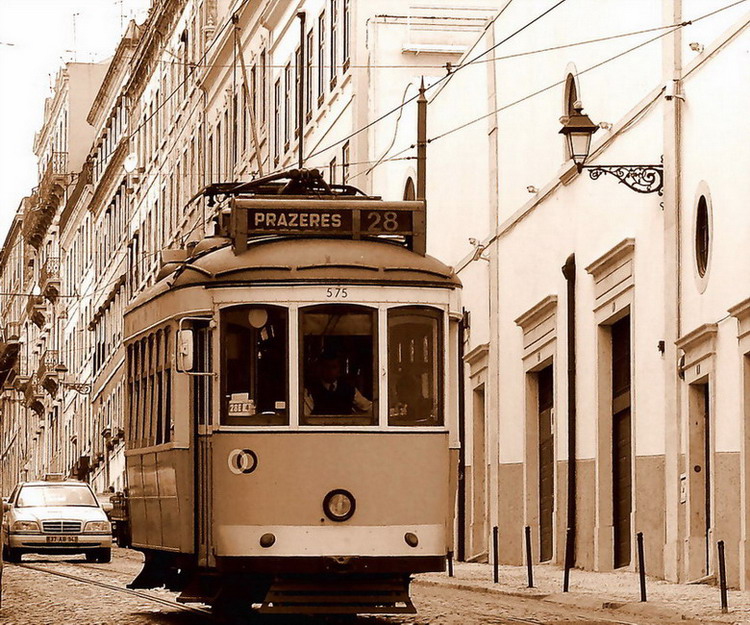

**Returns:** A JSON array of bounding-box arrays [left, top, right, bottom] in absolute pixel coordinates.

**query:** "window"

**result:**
[[330, 0, 338, 87], [284, 63, 292, 149], [305, 30, 313, 120], [388, 307, 443, 426], [341, 141, 350, 184], [17, 484, 97, 508], [301, 305, 376, 425], [318, 12, 326, 104], [294, 47, 301, 137], [695, 195, 710, 278], [273, 79, 281, 163], [343, 0, 350, 70], [260, 51, 267, 125], [329, 156, 337, 184], [221, 306, 288, 425]]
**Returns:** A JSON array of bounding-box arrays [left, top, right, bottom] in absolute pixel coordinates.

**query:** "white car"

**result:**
[[1, 475, 112, 563]]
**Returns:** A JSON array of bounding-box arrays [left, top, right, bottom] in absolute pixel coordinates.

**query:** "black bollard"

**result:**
[[525, 526, 534, 588], [563, 527, 574, 592], [637, 532, 647, 602], [718, 540, 728, 614], [447, 550, 454, 578], [493, 526, 499, 583]]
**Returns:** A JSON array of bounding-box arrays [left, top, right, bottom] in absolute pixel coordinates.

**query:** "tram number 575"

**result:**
[[326, 287, 348, 299]]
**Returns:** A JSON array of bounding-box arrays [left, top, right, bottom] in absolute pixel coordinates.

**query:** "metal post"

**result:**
[[718, 540, 728, 614], [637, 532, 647, 602], [416, 77, 427, 202], [446, 550, 454, 578], [563, 527, 574, 592], [492, 526, 499, 583], [525, 526, 534, 588]]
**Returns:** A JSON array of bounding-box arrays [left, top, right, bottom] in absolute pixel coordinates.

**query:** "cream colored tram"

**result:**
[[122, 171, 461, 615]]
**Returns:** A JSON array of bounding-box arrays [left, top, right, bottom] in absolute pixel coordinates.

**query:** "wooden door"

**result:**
[[537, 366, 554, 562], [470, 387, 487, 559], [611, 317, 632, 569]]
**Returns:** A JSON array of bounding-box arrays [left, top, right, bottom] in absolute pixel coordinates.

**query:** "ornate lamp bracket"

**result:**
[[584, 163, 664, 195], [60, 382, 92, 395]]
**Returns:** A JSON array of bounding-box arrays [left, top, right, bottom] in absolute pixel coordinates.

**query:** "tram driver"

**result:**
[[304, 350, 372, 415]]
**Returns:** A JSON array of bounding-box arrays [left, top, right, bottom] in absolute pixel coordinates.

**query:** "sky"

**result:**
[[0, 0, 152, 244]]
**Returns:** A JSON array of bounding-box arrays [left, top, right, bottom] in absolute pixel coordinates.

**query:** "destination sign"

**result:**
[[249, 208, 353, 232], [230, 198, 425, 254]]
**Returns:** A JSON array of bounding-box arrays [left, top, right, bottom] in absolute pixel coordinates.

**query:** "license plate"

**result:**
[[46, 535, 78, 543]]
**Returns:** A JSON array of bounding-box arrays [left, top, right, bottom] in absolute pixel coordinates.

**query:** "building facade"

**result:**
[[423, 0, 750, 591]]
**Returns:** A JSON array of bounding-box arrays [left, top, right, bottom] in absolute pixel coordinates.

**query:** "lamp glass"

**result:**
[[569, 132, 592, 166]]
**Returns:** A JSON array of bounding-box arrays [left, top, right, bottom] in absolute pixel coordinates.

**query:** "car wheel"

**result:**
[[4, 546, 22, 563], [96, 548, 111, 563]]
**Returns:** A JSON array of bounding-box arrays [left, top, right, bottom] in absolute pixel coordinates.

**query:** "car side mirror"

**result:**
[[2, 501, 10, 513]]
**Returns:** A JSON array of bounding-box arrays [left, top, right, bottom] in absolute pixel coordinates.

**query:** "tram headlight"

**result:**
[[323, 489, 356, 522]]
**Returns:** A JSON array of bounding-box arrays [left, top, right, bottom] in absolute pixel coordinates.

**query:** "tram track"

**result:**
[[14, 561, 216, 620]]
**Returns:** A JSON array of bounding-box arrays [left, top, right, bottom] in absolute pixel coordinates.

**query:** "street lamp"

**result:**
[[558, 102, 598, 173], [559, 101, 663, 195]]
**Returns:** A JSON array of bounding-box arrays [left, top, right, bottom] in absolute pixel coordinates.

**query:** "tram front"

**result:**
[[123, 172, 461, 615]]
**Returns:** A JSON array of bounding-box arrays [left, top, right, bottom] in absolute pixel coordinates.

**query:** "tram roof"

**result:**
[[127, 236, 460, 313]]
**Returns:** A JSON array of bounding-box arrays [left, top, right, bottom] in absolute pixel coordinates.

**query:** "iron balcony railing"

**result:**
[[38, 349, 60, 380]]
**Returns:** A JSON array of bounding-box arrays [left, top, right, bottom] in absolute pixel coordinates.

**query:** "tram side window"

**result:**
[[388, 307, 443, 426], [301, 305, 376, 426], [126, 327, 174, 448], [221, 306, 288, 425]]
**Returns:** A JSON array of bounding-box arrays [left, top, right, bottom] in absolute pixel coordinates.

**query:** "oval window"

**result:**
[[695, 195, 710, 278]]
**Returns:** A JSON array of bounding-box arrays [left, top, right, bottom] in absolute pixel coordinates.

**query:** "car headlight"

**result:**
[[12, 520, 40, 533], [84, 520, 111, 533], [323, 489, 356, 522]]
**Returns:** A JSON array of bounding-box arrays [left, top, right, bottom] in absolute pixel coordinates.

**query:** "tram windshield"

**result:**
[[388, 307, 443, 426], [301, 305, 377, 425], [221, 305, 288, 425]]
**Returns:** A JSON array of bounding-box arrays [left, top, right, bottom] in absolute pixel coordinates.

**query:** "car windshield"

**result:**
[[16, 485, 99, 508]]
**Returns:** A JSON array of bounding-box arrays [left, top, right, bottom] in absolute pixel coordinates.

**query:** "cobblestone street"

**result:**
[[0, 548, 729, 625]]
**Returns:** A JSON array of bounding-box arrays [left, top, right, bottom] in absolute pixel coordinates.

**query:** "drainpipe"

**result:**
[[562, 254, 577, 564], [457, 309, 467, 561]]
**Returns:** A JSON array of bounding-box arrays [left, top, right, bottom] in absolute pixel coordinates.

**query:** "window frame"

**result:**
[[387, 305, 445, 427], [219, 304, 290, 426], [298, 303, 379, 427]]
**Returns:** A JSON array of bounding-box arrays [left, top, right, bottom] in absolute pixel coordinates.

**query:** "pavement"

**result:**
[[415, 560, 750, 625]]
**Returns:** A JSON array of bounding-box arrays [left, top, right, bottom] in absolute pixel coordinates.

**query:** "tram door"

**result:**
[[537, 366, 554, 563], [611, 317, 632, 569], [192, 324, 213, 565]]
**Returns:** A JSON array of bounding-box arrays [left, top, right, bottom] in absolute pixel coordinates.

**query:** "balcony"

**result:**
[[22, 152, 67, 250], [0, 321, 21, 386], [40, 257, 61, 302], [23, 377, 45, 416], [26, 294, 47, 329], [38, 349, 60, 396]]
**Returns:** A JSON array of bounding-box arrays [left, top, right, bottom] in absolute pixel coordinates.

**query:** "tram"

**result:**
[[122, 169, 461, 615]]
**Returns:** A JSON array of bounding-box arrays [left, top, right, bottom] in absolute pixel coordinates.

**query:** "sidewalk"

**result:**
[[415, 561, 750, 625]]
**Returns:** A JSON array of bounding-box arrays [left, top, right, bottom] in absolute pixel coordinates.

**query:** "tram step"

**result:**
[[259, 577, 416, 615]]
